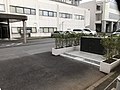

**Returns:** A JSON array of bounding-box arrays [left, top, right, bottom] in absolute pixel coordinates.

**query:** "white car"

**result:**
[[83, 28, 97, 35], [112, 29, 120, 36], [73, 29, 83, 34]]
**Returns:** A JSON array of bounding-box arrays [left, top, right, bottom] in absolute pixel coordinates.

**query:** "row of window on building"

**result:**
[[0, 4, 84, 20], [11, 27, 57, 34], [52, 0, 80, 6], [11, 27, 37, 34], [10, 5, 36, 15], [39, 10, 84, 20]]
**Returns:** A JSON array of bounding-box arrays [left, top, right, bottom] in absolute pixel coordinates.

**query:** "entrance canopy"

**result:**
[[0, 13, 27, 43], [0, 13, 27, 22]]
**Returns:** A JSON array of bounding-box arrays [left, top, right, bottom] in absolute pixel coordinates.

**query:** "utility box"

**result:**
[[80, 37, 104, 55]]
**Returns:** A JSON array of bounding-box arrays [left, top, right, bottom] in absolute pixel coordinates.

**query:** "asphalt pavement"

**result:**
[[0, 38, 108, 90], [0, 52, 105, 90], [0, 38, 55, 61]]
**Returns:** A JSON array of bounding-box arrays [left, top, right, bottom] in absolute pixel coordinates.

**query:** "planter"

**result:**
[[52, 46, 80, 56], [100, 59, 120, 73]]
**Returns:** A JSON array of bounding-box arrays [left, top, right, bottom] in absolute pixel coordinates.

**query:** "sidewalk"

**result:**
[[86, 65, 120, 90]]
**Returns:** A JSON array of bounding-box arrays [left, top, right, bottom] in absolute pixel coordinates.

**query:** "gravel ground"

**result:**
[[0, 52, 105, 90]]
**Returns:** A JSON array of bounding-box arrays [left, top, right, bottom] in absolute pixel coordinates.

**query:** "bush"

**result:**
[[53, 32, 84, 49], [101, 36, 116, 60]]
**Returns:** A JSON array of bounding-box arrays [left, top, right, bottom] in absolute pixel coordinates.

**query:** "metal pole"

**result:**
[[23, 20, 27, 43], [62, 21, 64, 31], [116, 18, 120, 30], [57, 4, 59, 31]]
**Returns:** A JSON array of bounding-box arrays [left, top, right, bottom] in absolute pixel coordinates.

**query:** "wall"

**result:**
[[79, 1, 96, 30]]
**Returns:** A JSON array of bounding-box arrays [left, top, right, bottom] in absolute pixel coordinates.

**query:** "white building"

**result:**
[[79, 0, 120, 33], [0, 0, 90, 39]]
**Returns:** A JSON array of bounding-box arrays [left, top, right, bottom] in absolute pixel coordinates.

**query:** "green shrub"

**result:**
[[101, 36, 116, 60], [53, 32, 84, 49]]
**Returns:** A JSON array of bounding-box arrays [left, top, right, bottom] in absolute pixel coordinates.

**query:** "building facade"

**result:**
[[79, 0, 120, 33], [0, 0, 90, 39]]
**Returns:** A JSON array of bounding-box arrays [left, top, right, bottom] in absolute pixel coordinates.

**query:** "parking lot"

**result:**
[[0, 52, 105, 90]]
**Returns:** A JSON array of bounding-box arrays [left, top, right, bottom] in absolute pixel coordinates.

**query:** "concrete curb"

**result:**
[[86, 72, 115, 90]]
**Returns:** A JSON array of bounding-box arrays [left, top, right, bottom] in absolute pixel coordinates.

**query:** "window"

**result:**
[[26, 27, 32, 33], [40, 28, 44, 33], [0, 4, 5, 12], [96, 5, 101, 11], [74, 14, 84, 20], [12, 27, 37, 34], [31, 9, 36, 15], [11, 27, 19, 34], [39, 10, 57, 17], [31, 27, 37, 33], [39, 10, 42, 16], [60, 12, 72, 19], [96, 14, 101, 21], [16, 7, 24, 14], [24, 8, 31, 14], [40, 27, 57, 33], [54, 28, 57, 31], [49, 11, 54, 17], [10, 6, 16, 13], [116, 29, 120, 32], [84, 29, 91, 32], [49, 28, 54, 33], [43, 11, 49, 16], [10, 5, 36, 15], [54, 12, 57, 17], [44, 28, 49, 33], [73, 29, 83, 31], [81, 16, 84, 20]]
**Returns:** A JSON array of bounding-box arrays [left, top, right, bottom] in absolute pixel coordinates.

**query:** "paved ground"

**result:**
[[0, 38, 54, 48], [65, 51, 104, 62], [0, 52, 105, 90], [94, 65, 120, 90], [0, 38, 54, 61]]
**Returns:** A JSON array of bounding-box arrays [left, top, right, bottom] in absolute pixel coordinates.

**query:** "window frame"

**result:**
[[11, 27, 19, 34], [24, 8, 31, 15], [39, 9, 57, 17], [74, 14, 84, 20], [16, 6, 24, 14], [40, 27, 57, 33], [0, 4, 5, 12], [31, 9, 36, 15], [60, 12, 72, 19], [43, 10, 49, 16]]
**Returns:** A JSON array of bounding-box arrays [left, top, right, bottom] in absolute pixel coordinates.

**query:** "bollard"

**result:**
[[116, 76, 120, 90]]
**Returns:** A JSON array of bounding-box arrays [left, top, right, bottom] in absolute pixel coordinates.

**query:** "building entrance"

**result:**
[[0, 24, 10, 39], [0, 13, 27, 43]]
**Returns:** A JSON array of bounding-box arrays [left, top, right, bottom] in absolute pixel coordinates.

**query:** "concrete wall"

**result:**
[[79, 0, 119, 32], [104, 1, 119, 21], [79, 1, 96, 30]]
